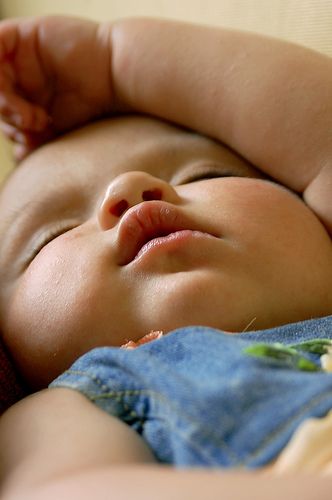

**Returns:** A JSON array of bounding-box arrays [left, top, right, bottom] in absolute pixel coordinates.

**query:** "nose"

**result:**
[[98, 171, 181, 230]]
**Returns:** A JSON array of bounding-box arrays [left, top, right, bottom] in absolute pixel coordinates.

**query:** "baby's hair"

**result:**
[[0, 168, 26, 412], [0, 337, 27, 414]]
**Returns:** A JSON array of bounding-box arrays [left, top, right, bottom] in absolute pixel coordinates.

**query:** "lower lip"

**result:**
[[133, 230, 215, 263]]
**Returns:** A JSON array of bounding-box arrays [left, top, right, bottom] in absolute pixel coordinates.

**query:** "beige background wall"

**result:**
[[1, 0, 332, 182], [2, 0, 332, 53]]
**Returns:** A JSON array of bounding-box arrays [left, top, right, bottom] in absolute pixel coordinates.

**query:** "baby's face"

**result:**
[[0, 116, 331, 388]]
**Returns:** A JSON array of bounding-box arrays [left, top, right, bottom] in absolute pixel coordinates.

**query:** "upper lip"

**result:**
[[115, 201, 216, 265]]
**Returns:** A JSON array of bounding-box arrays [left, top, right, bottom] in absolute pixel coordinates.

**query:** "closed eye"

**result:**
[[173, 159, 262, 186], [25, 224, 77, 267], [183, 171, 234, 184], [175, 164, 236, 185]]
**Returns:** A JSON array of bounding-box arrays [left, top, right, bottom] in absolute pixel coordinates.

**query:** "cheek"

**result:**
[[3, 245, 104, 387], [210, 180, 325, 251], [187, 179, 332, 315], [221, 181, 332, 309], [260, 189, 325, 255]]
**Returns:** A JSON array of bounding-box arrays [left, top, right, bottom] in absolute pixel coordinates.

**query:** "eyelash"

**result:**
[[28, 225, 76, 264], [186, 172, 233, 183], [181, 171, 235, 185], [25, 171, 237, 265]]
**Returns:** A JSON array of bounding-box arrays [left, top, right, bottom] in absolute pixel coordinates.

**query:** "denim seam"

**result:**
[[64, 368, 240, 465], [65, 369, 146, 426], [63, 368, 332, 467], [94, 390, 241, 465], [243, 390, 332, 465]]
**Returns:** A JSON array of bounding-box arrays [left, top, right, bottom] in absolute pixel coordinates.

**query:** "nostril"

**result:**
[[109, 199, 129, 217], [108, 188, 163, 217], [142, 188, 163, 201]]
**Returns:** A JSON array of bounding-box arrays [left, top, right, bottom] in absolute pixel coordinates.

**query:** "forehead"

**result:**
[[0, 115, 254, 215], [1, 116, 188, 201]]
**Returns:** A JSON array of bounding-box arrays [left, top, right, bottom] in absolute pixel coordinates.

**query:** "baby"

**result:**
[[0, 15, 331, 499]]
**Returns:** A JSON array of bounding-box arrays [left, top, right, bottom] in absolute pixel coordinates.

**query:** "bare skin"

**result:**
[[0, 15, 331, 499], [1, 117, 331, 389], [0, 16, 331, 232]]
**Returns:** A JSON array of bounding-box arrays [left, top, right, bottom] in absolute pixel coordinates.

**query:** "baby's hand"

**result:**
[[0, 16, 113, 160]]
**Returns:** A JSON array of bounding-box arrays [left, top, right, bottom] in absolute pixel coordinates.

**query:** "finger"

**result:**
[[12, 126, 56, 163], [13, 141, 41, 163], [0, 119, 55, 164], [0, 117, 52, 149], [13, 143, 29, 163], [0, 120, 29, 144], [0, 19, 19, 60], [0, 91, 50, 132]]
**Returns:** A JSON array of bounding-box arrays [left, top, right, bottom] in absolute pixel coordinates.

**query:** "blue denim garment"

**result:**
[[50, 315, 332, 468]]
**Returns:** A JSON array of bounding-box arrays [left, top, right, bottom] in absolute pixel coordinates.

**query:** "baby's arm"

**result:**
[[0, 16, 331, 232], [0, 387, 156, 496], [112, 19, 332, 234], [1, 389, 331, 500]]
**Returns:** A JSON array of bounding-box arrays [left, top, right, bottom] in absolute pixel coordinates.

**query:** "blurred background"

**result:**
[[0, 0, 332, 182]]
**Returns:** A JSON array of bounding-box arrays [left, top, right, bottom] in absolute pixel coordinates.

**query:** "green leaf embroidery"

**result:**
[[244, 342, 319, 372], [289, 339, 332, 355]]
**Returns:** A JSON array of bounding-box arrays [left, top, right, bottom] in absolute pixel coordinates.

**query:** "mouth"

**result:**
[[115, 201, 217, 265]]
